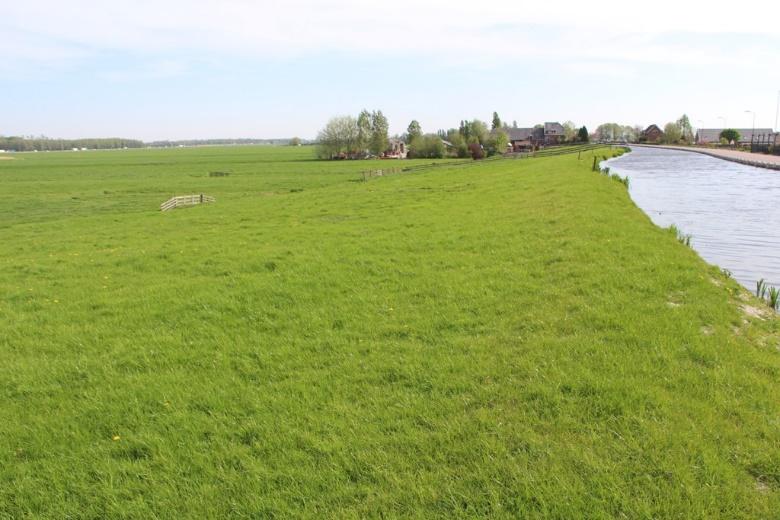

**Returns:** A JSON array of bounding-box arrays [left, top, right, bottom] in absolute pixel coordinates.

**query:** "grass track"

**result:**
[[1, 146, 778, 517]]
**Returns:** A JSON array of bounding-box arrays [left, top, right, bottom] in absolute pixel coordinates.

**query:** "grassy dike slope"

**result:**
[[1, 147, 778, 517]]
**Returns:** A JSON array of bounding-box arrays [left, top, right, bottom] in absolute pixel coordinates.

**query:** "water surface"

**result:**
[[607, 146, 780, 290]]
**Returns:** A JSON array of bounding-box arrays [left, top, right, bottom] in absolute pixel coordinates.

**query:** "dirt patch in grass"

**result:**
[[742, 304, 772, 320]]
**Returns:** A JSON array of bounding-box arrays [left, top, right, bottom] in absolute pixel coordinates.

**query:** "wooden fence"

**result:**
[[358, 146, 616, 182], [360, 159, 476, 181], [160, 194, 215, 211]]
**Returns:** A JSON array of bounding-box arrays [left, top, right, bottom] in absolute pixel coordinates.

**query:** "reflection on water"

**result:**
[[607, 146, 780, 290]]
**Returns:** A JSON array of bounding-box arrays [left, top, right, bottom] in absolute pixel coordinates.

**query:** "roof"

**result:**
[[507, 128, 534, 141], [507, 127, 546, 140], [643, 124, 663, 134], [696, 128, 774, 142], [544, 122, 564, 135]]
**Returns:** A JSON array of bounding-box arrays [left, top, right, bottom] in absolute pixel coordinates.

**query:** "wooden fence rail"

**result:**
[[160, 194, 215, 211]]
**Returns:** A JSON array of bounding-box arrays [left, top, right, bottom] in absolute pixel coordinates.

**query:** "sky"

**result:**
[[2, 0, 779, 141]]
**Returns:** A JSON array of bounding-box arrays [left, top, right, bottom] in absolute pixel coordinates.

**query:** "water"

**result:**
[[606, 146, 780, 291]]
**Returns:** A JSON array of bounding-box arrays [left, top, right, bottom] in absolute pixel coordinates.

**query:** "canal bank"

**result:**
[[632, 144, 780, 171], [606, 146, 780, 291]]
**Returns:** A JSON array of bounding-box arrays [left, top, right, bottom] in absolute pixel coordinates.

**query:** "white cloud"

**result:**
[[2, 0, 779, 138], [3, 0, 779, 67]]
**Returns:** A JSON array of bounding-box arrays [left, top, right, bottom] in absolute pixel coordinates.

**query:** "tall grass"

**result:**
[[669, 224, 692, 247], [769, 286, 780, 310], [755, 278, 779, 310], [757, 278, 768, 299]]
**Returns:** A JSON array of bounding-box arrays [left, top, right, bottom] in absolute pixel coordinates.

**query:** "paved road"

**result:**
[[632, 144, 780, 170]]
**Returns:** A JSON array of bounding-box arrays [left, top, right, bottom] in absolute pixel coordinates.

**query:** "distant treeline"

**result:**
[[0, 136, 144, 152], [146, 138, 299, 148], [0, 136, 306, 152]]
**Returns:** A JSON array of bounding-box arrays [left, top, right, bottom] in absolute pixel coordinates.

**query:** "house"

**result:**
[[384, 138, 407, 159], [543, 122, 565, 145], [506, 122, 566, 151], [695, 128, 774, 145], [641, 124, 664, 143], [507, 128, 536, 151]]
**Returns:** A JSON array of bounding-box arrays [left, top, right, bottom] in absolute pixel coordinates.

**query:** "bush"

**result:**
[[408, 134, 445, 159], [468, 143, 484, 160]]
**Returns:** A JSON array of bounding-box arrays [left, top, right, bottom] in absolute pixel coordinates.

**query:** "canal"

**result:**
[[606, 146, 780, 291]]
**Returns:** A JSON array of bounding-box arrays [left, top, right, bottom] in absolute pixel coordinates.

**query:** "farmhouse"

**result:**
[[507, 128, 536, 151], [641, 124, 664, 143], [384, 138, 407, 159], [695, 128, 774, 145], [543, 122, 565, 145], [507, 122, 566, 152]]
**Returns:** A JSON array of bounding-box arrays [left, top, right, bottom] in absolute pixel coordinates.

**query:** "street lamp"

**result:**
[[774, 90, 779, 146], [745, 109, 755, 143], [745, 110, 756, 150], [745, 110, 755, 132]]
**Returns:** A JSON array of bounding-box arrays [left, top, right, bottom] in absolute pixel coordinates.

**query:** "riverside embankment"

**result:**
[[632, 143, 780, 170], [607, 145, 780, 290]]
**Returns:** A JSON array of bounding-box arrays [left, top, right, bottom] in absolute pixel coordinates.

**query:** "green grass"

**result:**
[[1, 146, 778, 518]]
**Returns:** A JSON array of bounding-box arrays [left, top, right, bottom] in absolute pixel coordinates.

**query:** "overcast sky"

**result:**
[[2, 0, 779, 140]]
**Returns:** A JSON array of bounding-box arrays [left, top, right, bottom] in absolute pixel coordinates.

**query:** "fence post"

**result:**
[[592, 156, 598, 171]]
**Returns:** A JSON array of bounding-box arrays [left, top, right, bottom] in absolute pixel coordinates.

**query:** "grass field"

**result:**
[[1, 146, 779, 518]]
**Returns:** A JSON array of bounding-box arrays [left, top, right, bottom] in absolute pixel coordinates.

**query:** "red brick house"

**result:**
[[641, 124, 664, 143]]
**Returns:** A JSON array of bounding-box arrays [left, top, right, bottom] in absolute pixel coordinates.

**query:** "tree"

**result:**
[[594, 123, 623, 141], [486, 130, 509, 156], [676, 114, 693, 142], [407, 120, 422, 142], [632, 125, 644, 143], [719, 128, 741, 144], [578, 126, 589, 143], [357, 110, 372, 152], [492, 112, 502, 130], [459, 120, 469, 140], [512, 120, 518, 129], [562, 121, 577, 142], [369, 110, 389, 156], [445, 129, 469, 158], [458, 119, 488, 144], [469, 119, 489, 144], [289, 137, 301, 146], [409, 134, 445, 159], [662, 122, 682, 144], [316, 116, 359, 159]]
